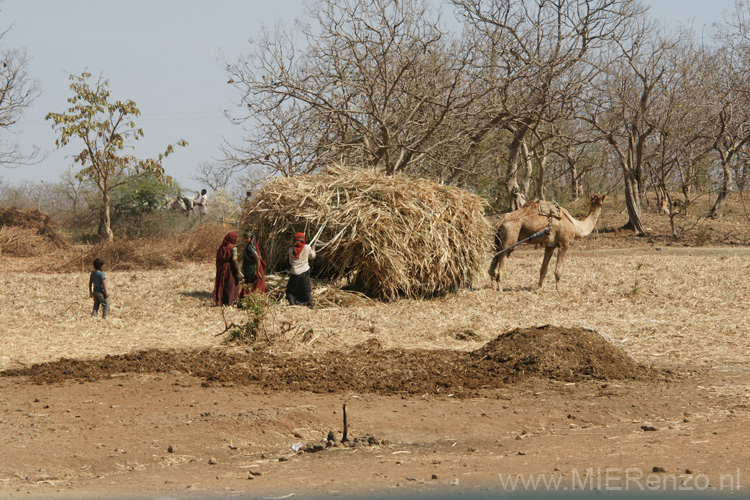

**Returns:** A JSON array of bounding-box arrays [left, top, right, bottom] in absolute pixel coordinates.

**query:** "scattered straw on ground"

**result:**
[[1, 247, 748, 373], [240, 165, 492, 299]]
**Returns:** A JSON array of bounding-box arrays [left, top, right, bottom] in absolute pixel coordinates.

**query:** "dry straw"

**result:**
[[240, 165, 493, 300], [0, 207, 71, 256], [3, 250, 750, 371], [66, 222, 228, 271]]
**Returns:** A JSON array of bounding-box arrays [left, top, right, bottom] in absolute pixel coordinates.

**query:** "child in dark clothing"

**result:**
[[88, 258, 109, 318]]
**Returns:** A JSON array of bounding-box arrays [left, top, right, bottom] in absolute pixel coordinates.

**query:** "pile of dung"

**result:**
[[2, 326, 652, 394], [471, 325, 646, 382], [240, 165, 493, 300]]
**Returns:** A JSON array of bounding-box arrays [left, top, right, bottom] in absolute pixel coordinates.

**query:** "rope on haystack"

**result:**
[[240, 165, 493, 300]]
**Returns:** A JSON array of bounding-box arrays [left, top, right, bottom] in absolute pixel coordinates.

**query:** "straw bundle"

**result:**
[[240, 165, 493, 300]]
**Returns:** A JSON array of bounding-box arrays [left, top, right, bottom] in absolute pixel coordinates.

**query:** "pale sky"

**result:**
[[0, 0, 738, 194]]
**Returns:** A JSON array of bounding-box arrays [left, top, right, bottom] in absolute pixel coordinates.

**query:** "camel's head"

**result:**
[[590, 194, 606, 208]]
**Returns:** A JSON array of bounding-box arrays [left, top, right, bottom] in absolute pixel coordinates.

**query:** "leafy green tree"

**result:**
[[108, 176, 201, 237], [45, 72, 187, 242], [109, 172, 175, 229]]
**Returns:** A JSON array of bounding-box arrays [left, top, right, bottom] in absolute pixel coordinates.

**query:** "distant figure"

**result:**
[[285, 232, 316, 309], [213, 232, 240, 306], [242, 190, 253, 217], [238, 230, 267, 304], [88, 258, 109, 319], [193, 189, 208, 217]]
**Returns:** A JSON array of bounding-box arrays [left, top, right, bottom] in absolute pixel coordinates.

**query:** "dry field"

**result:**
[[2, 201, 750, 498], [1, 247, 748, 371]]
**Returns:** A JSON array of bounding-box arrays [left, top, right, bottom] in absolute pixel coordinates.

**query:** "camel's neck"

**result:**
[[569, 205, 603, 238]]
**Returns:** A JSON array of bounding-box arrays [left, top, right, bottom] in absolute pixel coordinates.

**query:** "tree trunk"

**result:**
[[521, 140, 533, 199], [708, 163, 734, 219], [621, 171, 646, 235], [534, 144, 547, 201], [100, 190, 114, 243], [506, 129, 528, 210], [568, 159, 580, 201]]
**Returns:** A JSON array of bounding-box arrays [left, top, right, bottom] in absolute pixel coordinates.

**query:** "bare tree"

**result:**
[[703, 2, 750, 218], [453, 0, 636, 210], [225, 0, 476, 178], [222, 62, 324, 177], [53, 168, 92, 225], [642, 28, 716, 236], [580, 10, 678, 235], [543, 118, 609, 202], [0, 29, 41, 167], [0, 178, 45, 209], [192, 160, 233, 192]]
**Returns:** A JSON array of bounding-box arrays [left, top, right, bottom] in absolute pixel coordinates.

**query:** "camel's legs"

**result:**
[[538, 246, 555, 289], [489, 226, 517, 291], [488, 254, 500, 290], [489, 252, 507, 291], [554, 244, 569, 291], [496, 253, 507, 290]]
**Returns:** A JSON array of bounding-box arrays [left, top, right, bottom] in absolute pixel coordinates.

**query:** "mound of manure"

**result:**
[[471, 325, 646, 382], [3, 327, 650, 393]]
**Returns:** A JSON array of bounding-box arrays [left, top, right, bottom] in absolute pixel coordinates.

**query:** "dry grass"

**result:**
[[0, 207, 71, 257], [1, 247, 748, 372], [241, 165, 492, 299], [64, 222, 229, 271], [0, 226, 61, 257], [0, 210, 231, 272]]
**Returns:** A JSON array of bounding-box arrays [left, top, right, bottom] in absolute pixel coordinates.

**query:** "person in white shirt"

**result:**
[[285, 232, 316, 308], [193, 189, 208, 217]]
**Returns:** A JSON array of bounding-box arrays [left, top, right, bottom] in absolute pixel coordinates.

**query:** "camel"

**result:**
[[488, 194, 606, 291]]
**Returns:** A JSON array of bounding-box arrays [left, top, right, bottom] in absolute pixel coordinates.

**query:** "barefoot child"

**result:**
[[88, 258, 109, 319]]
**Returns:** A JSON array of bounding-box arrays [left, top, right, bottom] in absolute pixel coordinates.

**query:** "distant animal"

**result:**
[[488, 194, 606, 291], [162, 194, 195, 217], [182, 196, 194, 216], [659, 198, 670, 215]]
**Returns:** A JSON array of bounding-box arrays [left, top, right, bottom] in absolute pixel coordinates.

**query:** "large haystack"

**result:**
[[240, 166, 493, 300]]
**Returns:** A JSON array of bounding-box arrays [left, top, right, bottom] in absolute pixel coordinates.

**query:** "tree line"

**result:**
[[2, 0, 750, 241], [223, 0, 750, 235]]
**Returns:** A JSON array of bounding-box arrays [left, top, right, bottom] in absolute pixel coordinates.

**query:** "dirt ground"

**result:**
[[1, 201, 750, 498], [0, 356, 747, 499]]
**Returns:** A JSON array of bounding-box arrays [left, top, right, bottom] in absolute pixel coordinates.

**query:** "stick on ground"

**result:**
[[342, 400, 349, 443]]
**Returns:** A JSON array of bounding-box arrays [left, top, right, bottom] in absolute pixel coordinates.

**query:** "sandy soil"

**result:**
[[1, 242, 749, 498], [0, 365, 747, 499]]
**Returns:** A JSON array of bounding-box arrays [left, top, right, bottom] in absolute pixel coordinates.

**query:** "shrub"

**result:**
[[226, 292, 274, 344]]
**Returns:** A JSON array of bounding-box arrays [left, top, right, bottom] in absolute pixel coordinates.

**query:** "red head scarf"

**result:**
[[217, 232, 238, 262], [292, 232, 306, 259]]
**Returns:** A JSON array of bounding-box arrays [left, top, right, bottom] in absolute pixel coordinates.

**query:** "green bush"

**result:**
[[227, 292, 274, 343]]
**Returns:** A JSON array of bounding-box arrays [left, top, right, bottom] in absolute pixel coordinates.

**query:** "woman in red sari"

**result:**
[[213, 232, 241, 306]]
